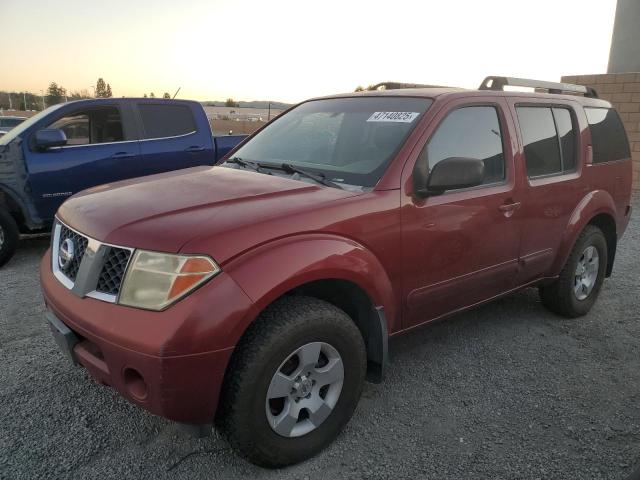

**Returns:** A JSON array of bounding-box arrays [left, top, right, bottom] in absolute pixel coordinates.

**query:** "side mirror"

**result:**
[[35, 128, 67, 150], [414, 157, 485, 197]]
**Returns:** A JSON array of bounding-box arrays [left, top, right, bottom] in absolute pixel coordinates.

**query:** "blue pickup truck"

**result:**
[[0, 98, 246, 266]]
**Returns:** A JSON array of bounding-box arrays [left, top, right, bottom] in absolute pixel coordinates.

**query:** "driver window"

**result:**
[[419, 106, 505, 186], [47, 107, 124, 146]]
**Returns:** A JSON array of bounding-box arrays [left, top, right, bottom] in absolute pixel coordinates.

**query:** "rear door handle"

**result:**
[[185, 146, 205, 152], [499, 201, 522, 217], [110, 152, 135, 159]]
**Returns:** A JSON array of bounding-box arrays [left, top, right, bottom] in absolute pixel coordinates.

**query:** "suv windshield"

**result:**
[[230, 96, 432, 187]]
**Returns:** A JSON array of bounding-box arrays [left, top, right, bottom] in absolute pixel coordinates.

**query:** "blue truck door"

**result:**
[[26, 102, 141, 220], [135, 101, 215, 171]]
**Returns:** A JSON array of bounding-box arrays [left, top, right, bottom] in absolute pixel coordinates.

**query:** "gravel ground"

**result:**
[[1, 197, 639, 480]]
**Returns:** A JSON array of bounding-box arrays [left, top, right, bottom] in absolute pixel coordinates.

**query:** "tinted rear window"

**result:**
[[553, 108, 576, 171], [138, 104, 196, 139], [584, 107, 630, 163], [517, 107, 562, 177]]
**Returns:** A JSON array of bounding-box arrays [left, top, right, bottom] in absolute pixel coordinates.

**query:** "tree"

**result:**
[[163, 92, 171, 99], [149, 92, 155, 98], [354, 86, 364, 92], [95, 78, 108, 97], [69, 89, 91, 100], [105, 84, 113, 98], [225, 98, 239, 107], [143, 93, 148, 98], [46, 82, 66, 106]]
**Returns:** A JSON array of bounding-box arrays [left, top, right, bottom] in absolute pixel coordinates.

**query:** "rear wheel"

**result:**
[[0, 209, 19, 267], [217, 296, 366, 467], [539, 225, 608, 318]]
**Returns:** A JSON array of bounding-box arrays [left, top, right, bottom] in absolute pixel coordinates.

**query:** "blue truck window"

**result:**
[[138, 104, 196, 139], [47, 107, 124, 145]]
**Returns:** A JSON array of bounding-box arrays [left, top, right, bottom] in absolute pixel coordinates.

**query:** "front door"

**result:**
[[27, 103, 140, 220], [401, 98, 523, 328]]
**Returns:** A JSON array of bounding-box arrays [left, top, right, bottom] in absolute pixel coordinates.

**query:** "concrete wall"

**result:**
[[562, 73, 640, 189], [608, 0, 640, 73]]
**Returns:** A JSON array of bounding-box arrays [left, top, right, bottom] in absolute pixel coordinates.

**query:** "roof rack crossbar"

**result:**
[[478, 76, 599, 98]]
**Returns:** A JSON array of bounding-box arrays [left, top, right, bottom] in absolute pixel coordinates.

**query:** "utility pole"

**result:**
[[90, 85, 96, 97], [40, 90, 46, 110], [23, 92, 27, 111], [268, 102, 271, 122], [8, 93, 12, 110]]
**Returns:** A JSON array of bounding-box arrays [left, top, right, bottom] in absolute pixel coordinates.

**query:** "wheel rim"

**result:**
[[265, 341, 344, 438], [574, 245, 599, 301]]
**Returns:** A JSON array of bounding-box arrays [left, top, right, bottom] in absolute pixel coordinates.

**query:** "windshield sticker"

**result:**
[[367, 112, 420, 123]]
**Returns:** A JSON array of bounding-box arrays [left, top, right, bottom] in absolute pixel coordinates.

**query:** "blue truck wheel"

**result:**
[[0, 208, 19, 267]]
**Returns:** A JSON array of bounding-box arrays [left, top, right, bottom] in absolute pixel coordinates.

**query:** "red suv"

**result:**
[[40, 77, 633, 467]]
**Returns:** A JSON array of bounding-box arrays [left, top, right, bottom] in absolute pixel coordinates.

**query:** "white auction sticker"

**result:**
[[367, 111, 420, 123]]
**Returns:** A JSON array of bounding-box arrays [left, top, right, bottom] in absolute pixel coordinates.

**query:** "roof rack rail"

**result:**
[[370, 82, 442, 91], [478, 76, 599, 98]]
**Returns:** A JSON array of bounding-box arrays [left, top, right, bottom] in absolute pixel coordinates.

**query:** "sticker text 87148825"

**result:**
[[367, 112, 420, 123]]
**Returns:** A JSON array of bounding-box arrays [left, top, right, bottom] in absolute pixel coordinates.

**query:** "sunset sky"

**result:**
[[0, 0, 618, 104]]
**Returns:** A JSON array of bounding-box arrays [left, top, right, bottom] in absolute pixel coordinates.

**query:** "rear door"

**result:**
[[135, 102, 215, 172], [506, 98, 585, 284], [26, 102, 141, 220]]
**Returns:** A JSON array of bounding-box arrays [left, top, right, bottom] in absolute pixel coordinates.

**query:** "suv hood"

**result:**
[[58, 166, 360, 261]]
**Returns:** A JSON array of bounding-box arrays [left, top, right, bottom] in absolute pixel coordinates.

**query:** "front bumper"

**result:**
[[40, 250, 253, 424]]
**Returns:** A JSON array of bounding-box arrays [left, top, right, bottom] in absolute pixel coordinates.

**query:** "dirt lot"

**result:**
[[1, 196, 639, 480]]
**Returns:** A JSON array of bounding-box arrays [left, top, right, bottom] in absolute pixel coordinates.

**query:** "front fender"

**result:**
[[223, 233, 398, 343], [550, 190, 617, 276]]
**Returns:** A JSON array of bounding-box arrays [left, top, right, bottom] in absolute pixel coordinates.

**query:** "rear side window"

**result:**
[[423, 106, 505, 185], [516, 106, 577, 177], [138, 104, 196, 139], [585, 107, 630, 163]]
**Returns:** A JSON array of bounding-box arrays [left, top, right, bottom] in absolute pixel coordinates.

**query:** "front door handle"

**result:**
[[499, 201, 522, 217], [185, 146, 205, 152], [110, 152, 135, 159]]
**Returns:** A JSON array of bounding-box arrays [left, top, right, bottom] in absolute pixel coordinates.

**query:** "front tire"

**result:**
[[217, 296, 367, 468], [0, 209, 19, 268], [539, 225, 608, 318]]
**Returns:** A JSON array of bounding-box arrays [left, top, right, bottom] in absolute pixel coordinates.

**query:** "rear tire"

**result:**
[[0, 209, 19, 268], [217, 296, 367, 468], [539, 225, 608, 318]]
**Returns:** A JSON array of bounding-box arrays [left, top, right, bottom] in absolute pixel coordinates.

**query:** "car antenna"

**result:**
[[172, 87, 181, 99]]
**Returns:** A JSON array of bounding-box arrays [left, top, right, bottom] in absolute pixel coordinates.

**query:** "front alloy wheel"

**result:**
[[217, 296, 366, 467], [266, 342, 344, 437]]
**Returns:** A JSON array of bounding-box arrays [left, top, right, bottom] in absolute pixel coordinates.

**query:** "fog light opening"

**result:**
[[123, 368, 148, 400]]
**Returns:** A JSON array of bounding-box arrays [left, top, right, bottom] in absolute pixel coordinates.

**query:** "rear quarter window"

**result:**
[[584, 107, 630, 163], [138, 104, 196, 139]]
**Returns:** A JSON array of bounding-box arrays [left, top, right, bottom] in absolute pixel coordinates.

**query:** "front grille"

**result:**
[[52, 219, 134, 304], [96, 247, 132, 296], [59, 225, 89, 281]]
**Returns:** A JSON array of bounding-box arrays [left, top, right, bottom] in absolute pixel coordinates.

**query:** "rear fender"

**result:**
[[550, 190, 618, 276], [223, 233, 398, 345]]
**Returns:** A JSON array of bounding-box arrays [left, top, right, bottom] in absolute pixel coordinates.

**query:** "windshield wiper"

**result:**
[[225, 157, 272, 175], [279, 163, 345, 189]]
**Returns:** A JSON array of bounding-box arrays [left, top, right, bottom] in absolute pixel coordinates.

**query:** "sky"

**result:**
[[0, 0, 618, 104]]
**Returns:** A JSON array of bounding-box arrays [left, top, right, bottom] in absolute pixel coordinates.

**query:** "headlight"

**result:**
[[119, 250, 220, 311]]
